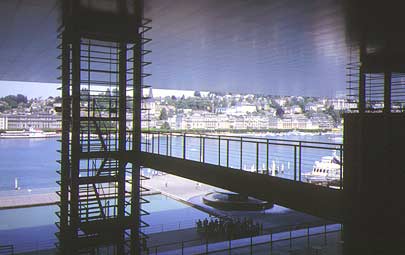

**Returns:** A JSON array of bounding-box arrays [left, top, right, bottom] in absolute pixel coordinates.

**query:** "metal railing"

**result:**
[[144, 218, 208, 234], [0, 245, 14, 255], [141, 131, 344, 189], [0, 240, 55, 255], [143, 223, 342, 255]]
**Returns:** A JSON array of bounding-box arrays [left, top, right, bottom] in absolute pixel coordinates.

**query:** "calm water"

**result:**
[[0, 133, 341, 192], [146, 132, 342, 180], [0, 133, 341, 252], [0, 138, 59, 191], [0, 194, 210, 253]]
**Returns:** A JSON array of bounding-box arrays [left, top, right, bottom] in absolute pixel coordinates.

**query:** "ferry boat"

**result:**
[[0, 128, 60, 139], [304, 155, 342, 185]]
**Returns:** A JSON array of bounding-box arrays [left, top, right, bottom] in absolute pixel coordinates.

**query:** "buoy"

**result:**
[[14, 177, 19, 190]]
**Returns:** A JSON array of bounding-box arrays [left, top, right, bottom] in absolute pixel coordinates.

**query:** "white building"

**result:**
[[0, 114, 61, 130]]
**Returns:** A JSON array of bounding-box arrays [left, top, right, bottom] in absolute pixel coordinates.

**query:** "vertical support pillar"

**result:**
[[131, 2, 144, 253], [358, 66, 366, 113], [70, 33, 81, 247], [344, 113, 405, 253], [60, 32, 71, 253], [358, 42, 367, 114], [117, 41, 128, 254], [384, 72, 392, 114]]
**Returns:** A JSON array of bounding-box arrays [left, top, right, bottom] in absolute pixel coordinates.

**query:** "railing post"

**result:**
[[289, 227, 292, 249], [307, 225, 310, 247], [218, 135, 221, 166], [166, 134, 169, 156], [202, 136, 206, 163], [298, 141, 302, 181], [206, 238, 208, 253], [324, 224, 327, 245], [151, 133, 154, 153], [340, 144, 343, 189], [270, 230, 273, 250], [183, 133, 186, 159], [226, 139, 230, 168], [256, 142, 259, 173], [169, 133, 172, 156], [157, 132, 160, 154], [181, 241, 184, 255], [266, 139, 269, 175], [240, 137, 243, 170], [294, 145, 297, 181], [200, 135, 202, 162]]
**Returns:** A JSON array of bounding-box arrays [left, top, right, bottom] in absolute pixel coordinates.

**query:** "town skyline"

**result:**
[[0, 86, 349, 132]]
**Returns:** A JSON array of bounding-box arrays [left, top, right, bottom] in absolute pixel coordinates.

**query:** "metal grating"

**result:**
[[55, 15, 152, 254], [346, 47, 405, 113]]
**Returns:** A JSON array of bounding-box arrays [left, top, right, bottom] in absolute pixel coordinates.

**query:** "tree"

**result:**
[[159, 108, 168, 120], [276, 107, 284, 118], [161, 121, 170, 130], [54, 96, 62, 104], [16, 94, 27, 104], [325, 106, 341, 126], [194, 91, 201, 97]]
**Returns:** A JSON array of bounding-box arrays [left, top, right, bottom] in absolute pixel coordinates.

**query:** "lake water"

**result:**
[[0, 194, 210, 253], [0, 138, 59, 191], [0, 133, 341, 192], [0, 133, 342, 252]]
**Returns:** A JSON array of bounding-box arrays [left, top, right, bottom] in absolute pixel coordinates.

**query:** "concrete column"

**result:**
[[344, 113, 405, 254]]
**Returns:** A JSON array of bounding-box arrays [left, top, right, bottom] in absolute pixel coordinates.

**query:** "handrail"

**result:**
[[2, 222, 341, 254], [142, 130, 341, 147], [141, 131, 344, 189], [144, 223, 342, 255]]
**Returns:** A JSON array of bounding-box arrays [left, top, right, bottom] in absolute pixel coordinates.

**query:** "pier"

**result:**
[[0, 191, 58, 210]]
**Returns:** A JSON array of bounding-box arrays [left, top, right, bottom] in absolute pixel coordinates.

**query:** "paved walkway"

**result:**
[[0, 192, 58, 210], [143, 174, 332, 228], [143, 173, 228, 217], [0, 188, 158, 210], [143, 173, 220, 201]]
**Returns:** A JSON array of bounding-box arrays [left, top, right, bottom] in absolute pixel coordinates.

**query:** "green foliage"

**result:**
[[0, 94, 29, 112], [161, 121, 171, 130], [175, 97, 211, 111], [324, 105, 342, 126], [194, 91, 201, 97], [275, 107, 284, 118], [3, 94, 27, 108], [159, 108, 168, 120]]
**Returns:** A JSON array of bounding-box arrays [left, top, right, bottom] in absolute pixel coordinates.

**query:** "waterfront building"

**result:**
[[0, 113, 61, 130]]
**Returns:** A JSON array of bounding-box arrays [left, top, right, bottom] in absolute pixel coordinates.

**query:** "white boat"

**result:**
[[0, 128, 60, 139], [304, 155, 342, 185]]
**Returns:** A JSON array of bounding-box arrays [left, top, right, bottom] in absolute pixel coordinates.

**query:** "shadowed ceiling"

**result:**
[[0, 0, 403, 96]]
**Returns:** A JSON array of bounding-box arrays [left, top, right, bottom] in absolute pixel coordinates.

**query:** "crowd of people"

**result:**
[[196, 217, 263, 239]]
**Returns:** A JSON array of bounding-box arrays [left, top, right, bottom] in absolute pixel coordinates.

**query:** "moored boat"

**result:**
[[0, 128, 60, 139], [304, 155, 342, 186]]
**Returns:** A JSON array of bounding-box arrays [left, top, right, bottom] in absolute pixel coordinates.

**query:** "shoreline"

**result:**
[[0, 189, 160, 210]]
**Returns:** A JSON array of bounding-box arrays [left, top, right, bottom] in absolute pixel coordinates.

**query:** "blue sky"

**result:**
[[0, 81, 59, 99]]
